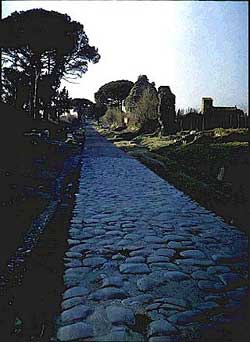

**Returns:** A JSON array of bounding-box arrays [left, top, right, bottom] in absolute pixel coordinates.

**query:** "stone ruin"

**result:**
[[125, 75, 158, 113], [124, 75, 248, 134], [124, 75, 176, 134], [124, 75, 159, 132], [157, 86, 176, 134]]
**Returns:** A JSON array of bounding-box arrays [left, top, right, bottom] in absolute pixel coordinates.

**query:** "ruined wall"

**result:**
[[177, 112, 203, 132], [125, 75, 158, 113], [157, 86, 176, 134]]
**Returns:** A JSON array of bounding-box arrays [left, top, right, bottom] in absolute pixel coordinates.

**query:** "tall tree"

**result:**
[[52, 87, 71, 121], [72, 98, 94, 119], [94, 80, 133, 110], [1, 8, 100, 119]]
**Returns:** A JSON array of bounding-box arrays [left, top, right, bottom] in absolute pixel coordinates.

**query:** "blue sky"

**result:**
[[2, 1, 248, 112]]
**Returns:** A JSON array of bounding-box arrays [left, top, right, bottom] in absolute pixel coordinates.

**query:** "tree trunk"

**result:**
[[33, 70, 40, 119], [29, 69, 41, 120], [0, 47, 2, 101]]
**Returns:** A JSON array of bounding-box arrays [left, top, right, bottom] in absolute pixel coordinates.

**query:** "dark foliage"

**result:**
[[1, 8, 100, 119], [94, 80, 133, 109]]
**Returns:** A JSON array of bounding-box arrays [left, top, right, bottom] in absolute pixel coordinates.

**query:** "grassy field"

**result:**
[[97, 125, 250, 234]]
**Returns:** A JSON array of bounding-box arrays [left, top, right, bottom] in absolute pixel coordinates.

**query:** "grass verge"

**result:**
[[97, 126, 250, 234]]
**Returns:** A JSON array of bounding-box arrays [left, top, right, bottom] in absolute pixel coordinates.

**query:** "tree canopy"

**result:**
[[1, 8, 100, 119], [72, 98, 94, 109], [94, 80, 133, 109], [72, 98, 94, 119]]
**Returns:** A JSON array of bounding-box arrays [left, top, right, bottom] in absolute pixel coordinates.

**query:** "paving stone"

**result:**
[[168, 310, 204, 324], [121, 245, 144, 251], [204, 295, 226, 304], [124, 233, 141, 240], [149, 336, 175, 342], [106, 305, 135, 325], [155, 297, 187, 308], [218, 272, 243, 286], [164, 235, 189, 242], [211, 254, 242, 263], [64, 276, 84, 287], [67, 239, 81, 246], [65, 252, 82, 258], [207, 266, 231, 274], [64, 267, 90, 276], [63, 286, 89, 300], [225, 287, 248, 301], [105, 230, 122, 236], [117, 239, 135, 247], [191, 270, 214, 280], [92, 228, 106, 235], [180, 250, 206, 259], [146, 303, 162, 311], [167, 241, 185, 249], [161, 303, 185, 311], [57, 322, 93, 341], [150, 262, 179, 271], [61, 304, 93, 323], [147, 256, 170, 264], [61, 297, 85, 311], [70, 244, 92, 253], [193, 301, 220, 312], [89, 287, 127, 300], [130, 249, 152, 257], [175, 259, 214, 266], [65, 259, 82, 268], [125, 256, 146, 263], [154, 249, 175, 257], [122, 294, 154, 306], [120, 263, 150, 274], [163, 271, 190, 281], [198, 280, 226, 292], [101, 326, 144, 341], [148, 310, 165, 321], [101, 275, 124, 288], [144, 236, 164, 244], [112, 253, 126, 261], [63, 268, 90, 285], [148, 319, 178, 337], [82, 257, 107, 267], [182, 241, 195, 247], [76, 232, 94, 239], [137, 276, 157, 292]]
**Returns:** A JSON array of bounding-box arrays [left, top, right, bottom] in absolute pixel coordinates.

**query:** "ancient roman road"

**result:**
[[55, 126, 248, 341]]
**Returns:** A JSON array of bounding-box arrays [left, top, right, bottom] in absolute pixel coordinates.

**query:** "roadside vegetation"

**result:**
[[97, 124, 250, 234], [0, 7, 99, 269]]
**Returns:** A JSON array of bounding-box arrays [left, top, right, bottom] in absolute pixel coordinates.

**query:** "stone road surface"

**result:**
[[55, 126, 249, 341]]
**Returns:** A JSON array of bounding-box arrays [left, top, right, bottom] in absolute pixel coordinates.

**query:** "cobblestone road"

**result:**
[[56, 126, 249, 341]]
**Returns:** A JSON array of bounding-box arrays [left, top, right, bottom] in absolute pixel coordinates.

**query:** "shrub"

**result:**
[[100, 107, 125, 128], [132, 88, 159, 133]]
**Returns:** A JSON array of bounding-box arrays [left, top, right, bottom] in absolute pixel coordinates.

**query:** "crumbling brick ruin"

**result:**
[[157, 86, 176, 134]]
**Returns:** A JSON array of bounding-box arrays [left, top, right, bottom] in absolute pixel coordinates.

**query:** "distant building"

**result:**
[[201, 97, 246, 129]]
